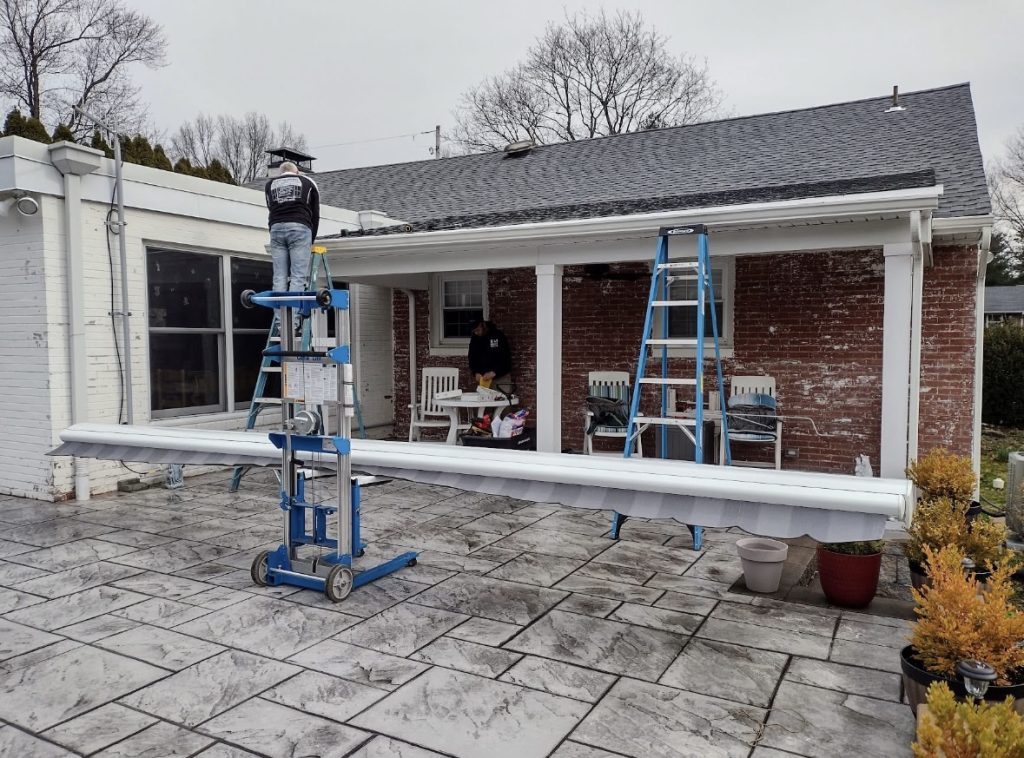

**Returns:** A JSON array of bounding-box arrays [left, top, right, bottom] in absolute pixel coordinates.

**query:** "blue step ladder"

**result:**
[[611, 224, 732, 550], [230, 247, 365, 492]]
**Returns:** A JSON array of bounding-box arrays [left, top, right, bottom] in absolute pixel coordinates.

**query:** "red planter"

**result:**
[[817, 545, 882, 608]]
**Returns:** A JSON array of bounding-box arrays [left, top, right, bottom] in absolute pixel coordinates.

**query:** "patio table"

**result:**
[[434, 393, 519, 445]]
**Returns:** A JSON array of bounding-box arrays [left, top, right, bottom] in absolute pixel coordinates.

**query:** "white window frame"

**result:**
[[429, 271, 489, 356], [146, 245, 274, 419], [653, 256, 735, 358]]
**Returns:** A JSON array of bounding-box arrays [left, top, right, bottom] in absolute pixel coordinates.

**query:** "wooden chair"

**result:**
[[723, 375, 782, 469], [408, 367, 463, 442], [584, 371, 642, 456]]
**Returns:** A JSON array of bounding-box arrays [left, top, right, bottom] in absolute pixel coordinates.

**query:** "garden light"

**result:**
[[956, 659, 997, 699]]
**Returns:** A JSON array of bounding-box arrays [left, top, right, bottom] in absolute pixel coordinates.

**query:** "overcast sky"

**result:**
[[129, 0, 1024, 172]]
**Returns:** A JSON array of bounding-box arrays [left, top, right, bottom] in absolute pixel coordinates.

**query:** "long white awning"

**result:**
[[51, 423, 912, 542]]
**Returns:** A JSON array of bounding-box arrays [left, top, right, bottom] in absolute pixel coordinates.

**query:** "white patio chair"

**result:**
[[584, 371, 642, 457], [408, 367, 465, 442], [722, 375, 782, 469]]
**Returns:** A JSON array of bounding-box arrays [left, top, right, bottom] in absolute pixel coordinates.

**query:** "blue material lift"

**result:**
[[611, 224, 732, 550], [240, 287, 416, 602]]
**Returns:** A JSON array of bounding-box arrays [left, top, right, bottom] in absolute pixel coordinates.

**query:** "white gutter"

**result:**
[[322, 185, 944, 254], [973, 226, 993, 491], [932, 215, 994, 241], [54, 423, 912, 522]]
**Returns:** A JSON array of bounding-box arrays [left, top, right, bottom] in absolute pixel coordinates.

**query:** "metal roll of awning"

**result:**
[[51, 423, 912, 542]]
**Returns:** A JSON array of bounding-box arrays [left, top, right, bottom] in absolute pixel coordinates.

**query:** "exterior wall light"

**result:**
[[0, 192, 39, 217]]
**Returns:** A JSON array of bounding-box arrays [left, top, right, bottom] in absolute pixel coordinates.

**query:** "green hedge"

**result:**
[[983, 322, 1024, 426]]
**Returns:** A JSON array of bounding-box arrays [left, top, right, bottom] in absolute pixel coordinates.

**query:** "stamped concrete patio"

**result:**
[[0, 469, 917, 758]]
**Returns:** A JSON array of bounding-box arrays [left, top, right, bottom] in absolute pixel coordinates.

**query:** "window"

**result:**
[[148, 248, 274, 417], [433, 272, 487, 346], [660, 258, 734, 349]]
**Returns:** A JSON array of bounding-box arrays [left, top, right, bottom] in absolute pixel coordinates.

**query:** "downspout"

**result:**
[[973, 227, 992, 491], [400, 289, 417, 424], [48, 142, 103, 500], [907, 212, 928, 465]]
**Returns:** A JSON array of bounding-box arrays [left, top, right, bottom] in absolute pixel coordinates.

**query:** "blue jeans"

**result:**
[[269, 223, 313, 292]]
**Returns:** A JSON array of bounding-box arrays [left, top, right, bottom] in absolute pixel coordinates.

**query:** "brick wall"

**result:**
[[393, 245, 978, 473], [918, 245, 977, 457]]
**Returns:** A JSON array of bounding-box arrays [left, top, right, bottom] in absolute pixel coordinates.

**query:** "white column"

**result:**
[[880, 243, 915, 478], [535, 264, 563, 453]]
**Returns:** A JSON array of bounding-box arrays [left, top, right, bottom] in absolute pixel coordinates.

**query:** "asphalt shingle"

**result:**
[[308, 83, 987, 232]]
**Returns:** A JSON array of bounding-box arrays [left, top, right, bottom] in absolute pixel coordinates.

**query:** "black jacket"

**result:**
[[468, 322, 512, 378], [265, 173, 320, 238]]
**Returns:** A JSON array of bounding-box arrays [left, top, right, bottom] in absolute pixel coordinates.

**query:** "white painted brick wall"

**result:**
[[0, 206, 54, 498]]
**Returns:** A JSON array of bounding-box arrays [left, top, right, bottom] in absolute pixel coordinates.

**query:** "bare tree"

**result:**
[[992, 127, 1024, 251], [0, 0, 165, 134], [170, 111, 308, 184], [453, 9, 723, 152]]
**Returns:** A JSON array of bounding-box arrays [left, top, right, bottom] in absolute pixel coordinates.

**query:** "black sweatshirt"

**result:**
[[468, 322, 512, 377], [265, 173, 320, 239]]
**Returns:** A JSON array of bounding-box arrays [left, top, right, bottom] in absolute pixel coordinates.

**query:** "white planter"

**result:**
[[736, 537, 789, 593]]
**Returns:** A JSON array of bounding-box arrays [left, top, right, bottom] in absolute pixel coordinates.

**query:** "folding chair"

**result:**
[[584, 371, 642, 456], [408, 367, 463, 442], [723, 376, 782, 469]]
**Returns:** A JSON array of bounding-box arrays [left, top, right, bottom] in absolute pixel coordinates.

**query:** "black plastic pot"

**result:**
[[900, 646, 1024, 717]]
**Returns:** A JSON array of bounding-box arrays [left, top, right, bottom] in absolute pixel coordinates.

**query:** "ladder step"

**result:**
[[638, 378, 697, 385], [646, 338, 699, 346], [634, 415, 699, 426], [262, 366, 282, 374], [656, 261, 699, 270], [253, 397, 282, 405], [652, 300, 698, 307], [665, 275, 699, 283]]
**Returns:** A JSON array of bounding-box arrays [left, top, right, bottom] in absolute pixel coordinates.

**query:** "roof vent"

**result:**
[[885, 85, 906, 113], [503, 139, 535, 157]]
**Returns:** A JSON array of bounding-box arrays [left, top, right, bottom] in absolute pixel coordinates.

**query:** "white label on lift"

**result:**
[[283, 361, 338, 403]]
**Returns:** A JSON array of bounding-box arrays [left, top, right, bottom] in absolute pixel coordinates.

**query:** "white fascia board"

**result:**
[[323, 185, 943, 258], [0, 135, 360, 233], [932, 214, 994, 243]]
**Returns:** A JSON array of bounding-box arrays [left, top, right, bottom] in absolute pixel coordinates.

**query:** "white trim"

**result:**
[[880, 242, 915, 478], [323, 186, 943, 258], [536, 264, 563, 453], [932, 214, 994, 242], [430, 270, 488, 349], [654, 257, 735, 356]]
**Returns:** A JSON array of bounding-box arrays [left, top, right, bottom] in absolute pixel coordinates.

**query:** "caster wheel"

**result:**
[[316, 288, 333, 307], [356, 548, 365, 558], [325, 565, 354, 602], [240, 289, 256, 308], [407, 558, 417, 567], [250, 550, 271, 586]]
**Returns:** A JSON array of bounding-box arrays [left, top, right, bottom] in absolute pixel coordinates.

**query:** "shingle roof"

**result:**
[[311, 83, 989, 232], [985, 286, 1024, 314]]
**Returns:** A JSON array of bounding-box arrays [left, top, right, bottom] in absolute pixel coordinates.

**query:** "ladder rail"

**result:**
[[624, 235, 667, 459]]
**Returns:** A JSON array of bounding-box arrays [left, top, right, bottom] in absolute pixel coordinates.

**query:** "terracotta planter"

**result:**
[[736, 538, 788, 593], [816, 545, 882, 608], [900, 646, 1024, 718]]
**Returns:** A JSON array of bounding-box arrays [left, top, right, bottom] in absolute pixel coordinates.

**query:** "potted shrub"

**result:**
[[913, 681, 1024, 757], [903, 496, 1006, 590], [903, 449, 1006, 588], [817, 539, 884, 608], [900, 545, 1024, 717]]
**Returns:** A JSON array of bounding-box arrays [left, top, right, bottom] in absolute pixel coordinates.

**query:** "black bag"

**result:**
[[585, 395, 629, 434]]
